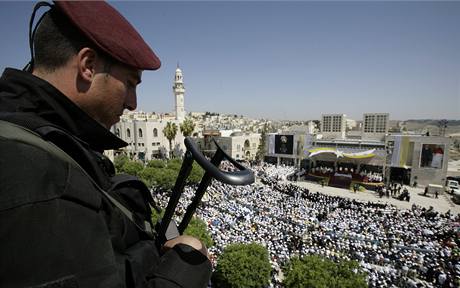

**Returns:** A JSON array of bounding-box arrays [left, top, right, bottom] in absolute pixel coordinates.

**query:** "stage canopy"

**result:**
[[308, 147, 376, 159]]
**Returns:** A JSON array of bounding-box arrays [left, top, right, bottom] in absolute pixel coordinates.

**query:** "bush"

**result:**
[[154, 168, 178, 191], [212, 243, 271, 288], [166, 158, 183, 171], [184, 217, 214, 248], [151, 210, 213, 248], [188, 162, 205, 184], [283, 255, 367, 288], [151, 208, 164, 226], [120, 160, 144, 176], [139, 167, 161, 188], [139, 157, 206, 190], [114, 154, 129, 172], [147, 159, 166, 168]]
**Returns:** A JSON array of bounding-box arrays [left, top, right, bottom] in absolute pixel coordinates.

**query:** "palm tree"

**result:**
[[163, 122, 178, 158], [179, 117, 195, 137], [256, 123, 268, 162]]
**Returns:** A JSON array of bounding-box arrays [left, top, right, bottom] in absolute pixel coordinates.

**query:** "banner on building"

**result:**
[[275, 135, 294, 155], [420, 144, 444, 169], [391, 136, 413, 167]]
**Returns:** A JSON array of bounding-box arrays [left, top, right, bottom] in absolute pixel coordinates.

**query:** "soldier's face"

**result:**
[[88, 62, 142, 129]]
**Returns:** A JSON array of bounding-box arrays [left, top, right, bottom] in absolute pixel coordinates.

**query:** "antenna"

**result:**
[[23, 2, 53, 72]]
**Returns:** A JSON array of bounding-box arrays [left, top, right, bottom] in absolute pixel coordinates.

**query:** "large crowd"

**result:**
[[153, 163, 460, 288]]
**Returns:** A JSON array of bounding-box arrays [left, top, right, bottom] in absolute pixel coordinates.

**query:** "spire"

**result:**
[[173, 64, 185, 121]]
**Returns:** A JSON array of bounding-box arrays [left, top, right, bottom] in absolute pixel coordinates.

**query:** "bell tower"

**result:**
[[173, 64, 185, 121]]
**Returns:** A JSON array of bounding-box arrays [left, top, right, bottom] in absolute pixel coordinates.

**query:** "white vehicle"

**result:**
[[445, 180, 460, 204], [445, 180, 460, 194]]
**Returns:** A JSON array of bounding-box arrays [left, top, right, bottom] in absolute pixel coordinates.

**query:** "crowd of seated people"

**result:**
[[253, 162, 297, 181], [153, 162, 459, 288]]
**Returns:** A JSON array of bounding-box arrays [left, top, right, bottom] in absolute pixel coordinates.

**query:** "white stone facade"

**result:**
[[198, 132, 261, 161], [112, 118, 185, 161]]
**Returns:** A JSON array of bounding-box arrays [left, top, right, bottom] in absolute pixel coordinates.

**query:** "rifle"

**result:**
[[156, 137, 254, 247]]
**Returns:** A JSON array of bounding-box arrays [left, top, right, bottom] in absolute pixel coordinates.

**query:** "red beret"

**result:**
[[53, 1, 160, 70]]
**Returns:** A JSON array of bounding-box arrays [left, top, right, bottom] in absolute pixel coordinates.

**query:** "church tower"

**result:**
[[173, 65, 185, 121]]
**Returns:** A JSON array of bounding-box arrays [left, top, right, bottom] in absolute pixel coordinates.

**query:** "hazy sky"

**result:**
[[1, 1, 459, 121]]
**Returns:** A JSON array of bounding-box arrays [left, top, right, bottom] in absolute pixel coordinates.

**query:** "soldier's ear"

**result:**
[[77, 47, 97, 83]]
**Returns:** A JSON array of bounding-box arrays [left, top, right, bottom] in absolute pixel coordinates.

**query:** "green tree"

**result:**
[[184, 217, 214, 248], [212, 243, 271, 288], [163, 122, 178, 158], [119, 160, 144, 176], [114, 153, 129, 173], [179, 117, 196, 137], [283, 255, 367, 288], [256, 123, 268, 162]]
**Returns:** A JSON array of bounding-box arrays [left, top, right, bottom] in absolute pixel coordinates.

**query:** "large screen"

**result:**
[[275, 135, 294, 155], [420, 144, 445, 169]]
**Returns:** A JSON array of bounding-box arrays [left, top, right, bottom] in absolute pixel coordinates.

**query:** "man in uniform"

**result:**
[[0, 1, 211, 287]]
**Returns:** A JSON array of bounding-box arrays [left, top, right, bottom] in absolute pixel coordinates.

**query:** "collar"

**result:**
[[0, 68, 127, 151]]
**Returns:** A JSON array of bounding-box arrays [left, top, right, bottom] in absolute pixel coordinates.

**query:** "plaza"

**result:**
[[289, 180, 460, 214]]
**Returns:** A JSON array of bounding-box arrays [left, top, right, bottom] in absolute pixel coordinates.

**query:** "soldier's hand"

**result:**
[[163, 235, 209, 259]]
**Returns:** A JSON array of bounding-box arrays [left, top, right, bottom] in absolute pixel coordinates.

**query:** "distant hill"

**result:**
[[404, 119, 460, 125], [401, 119, 460, 135]]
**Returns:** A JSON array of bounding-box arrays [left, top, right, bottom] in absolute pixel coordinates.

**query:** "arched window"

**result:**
[[115, 128, 120, 137], [138, 128, 143, 138], [127, 128, 131, 138], [153, 128, 158, 137]]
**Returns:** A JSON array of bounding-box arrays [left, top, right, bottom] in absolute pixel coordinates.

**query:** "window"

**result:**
[[153, 128, 158, 137], [322, 116, 332, 132], [127, 128, 131, 138], [115, 128, 120, 137], [138, 128, 143, 138]]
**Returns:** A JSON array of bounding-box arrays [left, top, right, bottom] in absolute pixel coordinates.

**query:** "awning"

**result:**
[[308, 147, 376, 159], [343, 149, 376, 159]]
